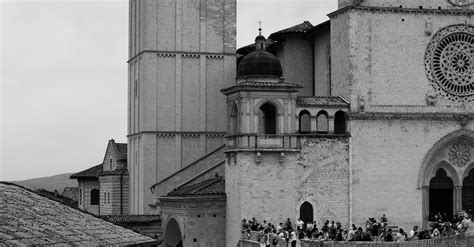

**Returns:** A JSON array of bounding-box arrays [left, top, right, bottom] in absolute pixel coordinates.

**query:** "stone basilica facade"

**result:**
[[125, 0, 473, 246]]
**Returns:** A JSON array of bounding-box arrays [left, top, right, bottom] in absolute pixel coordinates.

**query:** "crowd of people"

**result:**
[[241, 212, 472, 246]]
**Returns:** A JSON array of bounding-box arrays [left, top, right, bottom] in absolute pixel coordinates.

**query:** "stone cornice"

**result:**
[[127, 131, 226, 138], [328, 5, 474, 18], [127, 50, 236, 63], [350, 112, 473, 121]]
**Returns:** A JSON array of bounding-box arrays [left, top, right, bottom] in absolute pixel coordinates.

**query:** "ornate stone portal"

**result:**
[[425, 24, 474, 103]]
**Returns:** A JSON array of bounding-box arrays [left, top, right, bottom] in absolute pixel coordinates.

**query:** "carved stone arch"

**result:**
[[423, 160, 461, 188], [229, 101, 240, 135], [461, 162, 474, 183], [253, 99, 284, 115], [297, 198, 317, 223], [417, 129, 474, 188]]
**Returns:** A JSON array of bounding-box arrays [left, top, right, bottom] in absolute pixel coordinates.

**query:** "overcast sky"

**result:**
[[1, 0, 337, 181]]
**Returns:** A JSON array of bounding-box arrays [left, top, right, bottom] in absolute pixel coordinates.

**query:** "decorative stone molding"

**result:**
[[182, 53, 200, 59], [157, 53, 176, 58], [255, 152, 261, 164], [279, 152, 285, 164], [350, 112, 473, 121], [426, 89, 438, 105], [448, 0, 474, 7], [448, 143, 471, 166], [182, 133, 199, 138], [206, 55, 224, 59], [425, 24, 473, 103], [425, 18, 433, 36], [157, 133, 176, 138], [358, 95, 365, 112]]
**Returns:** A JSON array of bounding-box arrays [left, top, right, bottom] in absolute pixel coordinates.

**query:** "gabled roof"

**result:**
[[62, 187, 79, 201], [297, 96, 350, 107], [70, 164, 103, 179], [0, 182, 155, 246], [269, 21, 314, 41], [115, 143, 128, 161], [167, 177, 225, 196]]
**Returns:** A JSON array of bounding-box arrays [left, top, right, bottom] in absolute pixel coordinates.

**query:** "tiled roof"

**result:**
[[222, 81, 302, 94], [269, 21, 314, 40], [0, 182, 155, 246], [236, 39, 277, 55], [70, 164, 102, 179], [62, 187, 79, 201], [115, 143, 127, 161], [35, 189, 77, 208], [297, 96, 350, 107], [168, 177, 225, 196], [99, 168, 128, 177], [101, 215, 161, 224]]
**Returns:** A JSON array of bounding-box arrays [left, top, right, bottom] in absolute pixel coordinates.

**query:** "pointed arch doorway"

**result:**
[[429, 169, 454, 221], [300, 202, 313, 224]]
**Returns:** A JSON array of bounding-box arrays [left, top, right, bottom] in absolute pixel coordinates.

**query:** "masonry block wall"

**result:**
[[127, 0, 236, 214], [100, 174, 129, 215], [161, 197, 226, 247], [78, 180, 100, 215], [274, 35, 314, 96], [226, 137, 350, 246], [312, 28, 331, 97], [330, 3, 474, 230]]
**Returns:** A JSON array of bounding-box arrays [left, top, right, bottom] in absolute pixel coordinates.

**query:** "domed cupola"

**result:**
[[237, 29, 283, 79]]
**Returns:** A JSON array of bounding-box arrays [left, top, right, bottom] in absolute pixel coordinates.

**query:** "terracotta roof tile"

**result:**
[[269, 21, 314, 40], [70, 164, 102, 179], [115, 143, 127, 161], [99, 168, 128, 177], [101, 215, 161, 224], [297, 96, 350, 107], [0, 182, 155, 245], [168, 177, 225, 196]]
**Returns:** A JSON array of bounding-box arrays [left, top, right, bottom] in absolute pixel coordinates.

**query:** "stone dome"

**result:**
[[237, 50, 283, 78]]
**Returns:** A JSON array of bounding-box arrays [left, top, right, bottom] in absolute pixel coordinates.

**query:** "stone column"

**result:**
[[454, 186, 462, 213], [422, 186, 429, 228]]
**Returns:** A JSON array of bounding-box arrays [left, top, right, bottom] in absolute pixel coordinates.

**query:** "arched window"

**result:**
[[463, 169, 474, 213], [229, 103, 239, 135], [316, 110, 329, 133], [258, 103, 277, 134], [299, 110, 311, 133], [91, 189, 99, 205], [429, 169, 454, 221], [299, 202, 314, 225], [334, 111, 347, 134]]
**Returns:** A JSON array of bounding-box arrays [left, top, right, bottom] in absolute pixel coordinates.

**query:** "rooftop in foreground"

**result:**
[[0, 182, 156, 246]]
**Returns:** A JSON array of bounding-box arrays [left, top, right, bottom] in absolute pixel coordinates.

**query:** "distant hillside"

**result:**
[[11, 173, 77, 193]]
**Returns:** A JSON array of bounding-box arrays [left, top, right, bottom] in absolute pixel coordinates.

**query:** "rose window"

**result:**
[[448, 143, 471, 167], [425, 24, 474, 102]]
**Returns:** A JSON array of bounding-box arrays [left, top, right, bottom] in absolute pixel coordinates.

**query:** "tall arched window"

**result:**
[[463, 169, 474, 213], [429, 169, 454, 221], [334, 111, 347, 134], [229, 103, 239, 135], [316, 110, 329, 133], [91, 189, 99, 205], [299, 110, 311, 133], [299, 202, 314, 224], [258, 103, 277, 134]]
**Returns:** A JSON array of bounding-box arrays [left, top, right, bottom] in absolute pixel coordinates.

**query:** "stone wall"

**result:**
[[128, 0, 236, 214], [301, 233, 474, 246], [78, 179, 99, 215], [351, 120, 474, 230], [330, 8, 473, 112], [312, 27, 331, 97], [161, 196, 226, 247], [226, 136, 350, 246], [274, 34, 314, 96], [100, 174, 129, 215]]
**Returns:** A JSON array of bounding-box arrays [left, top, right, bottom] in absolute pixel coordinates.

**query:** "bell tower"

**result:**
[[127, 0, 236, 214], [222, 33, 302, 246]]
